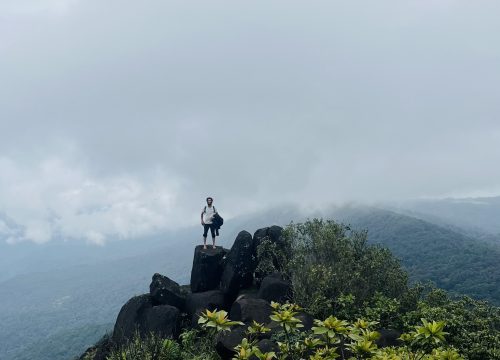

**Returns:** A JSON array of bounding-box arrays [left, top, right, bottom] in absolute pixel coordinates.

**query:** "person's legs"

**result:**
[[203, 225, 209, 249], [209, 224, 216, 248]]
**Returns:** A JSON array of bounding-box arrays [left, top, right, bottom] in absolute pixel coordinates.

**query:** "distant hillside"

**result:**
[[390, 196, 500, 236], [9, 323, 112, 360], [0, 241, 193, 360], [336, 207, 500, 304]]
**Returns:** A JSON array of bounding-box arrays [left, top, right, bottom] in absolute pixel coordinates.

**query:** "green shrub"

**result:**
[[402, 287, 500, 360], [281, 219, 408, 318], [106, 331, 182, 360]]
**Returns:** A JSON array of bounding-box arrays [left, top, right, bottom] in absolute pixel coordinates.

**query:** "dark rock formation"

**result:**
[[253, 225, 283, 249], [257, 274, 292, 303], [220, 231, 256, 298], [185, 290, 227, 325], [80, 225, 309, 360], [142, 305, 181, 338], [235, 286, 259, 301], [215, 326, 246, 360], [112, 294, 153, 343], [190, 245, 226, 293], [255, 339, 279, 354], [296, 312, 314, 331], [377, 328, 402, 348], [253, 226, 286, 284], [150, 273, 186, 310], [230, 298, 272, 324], [112, 294, 180, 343]]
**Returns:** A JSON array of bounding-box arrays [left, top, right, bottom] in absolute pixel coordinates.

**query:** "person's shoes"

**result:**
[[203, 245, 207, 250], [212, 245, 216, 249]]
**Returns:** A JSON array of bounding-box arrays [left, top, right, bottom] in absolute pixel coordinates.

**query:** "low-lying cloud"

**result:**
[[1, 0, 500, 244], [0, 151, 181, 244]]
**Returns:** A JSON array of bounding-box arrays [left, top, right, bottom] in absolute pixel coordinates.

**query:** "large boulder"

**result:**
[[257, 274, 292, 303], [185, 290, 227, 326], [150, 273, 186, 310], [254, 339, 279, 354], [253, 226, 286, 284], [230, 298, 272, 324], [296, 312, 314, 331], [377, 329, 402, 348], [253, 226, 283, 249], [220, 231, 256, 299], [141, 305, 181, 338], [112, 294, 153, 343], [190, 245, 227, 293], [112, 294, 180, 343], [215, 326, 246, 360]]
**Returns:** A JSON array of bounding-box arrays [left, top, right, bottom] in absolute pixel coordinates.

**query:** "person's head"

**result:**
[[206, 197, 213, 205]]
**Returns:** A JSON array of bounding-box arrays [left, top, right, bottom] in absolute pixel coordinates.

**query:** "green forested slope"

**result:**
[[339, 207, 500, 304]]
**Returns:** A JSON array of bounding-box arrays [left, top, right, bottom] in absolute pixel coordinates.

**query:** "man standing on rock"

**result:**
[[201, 197, 218, 249]]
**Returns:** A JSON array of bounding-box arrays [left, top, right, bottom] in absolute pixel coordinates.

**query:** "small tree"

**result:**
[[282, 219, 408, 318]]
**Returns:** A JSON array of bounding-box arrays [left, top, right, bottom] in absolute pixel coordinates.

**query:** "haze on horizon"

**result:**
[[1, 0, 499, 245]]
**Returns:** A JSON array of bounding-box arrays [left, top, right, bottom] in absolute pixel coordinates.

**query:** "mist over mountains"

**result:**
[[1, 198, 500, 360]]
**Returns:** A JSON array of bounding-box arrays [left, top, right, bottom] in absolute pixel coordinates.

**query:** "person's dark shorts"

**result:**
[[203, 223, 216, 238]]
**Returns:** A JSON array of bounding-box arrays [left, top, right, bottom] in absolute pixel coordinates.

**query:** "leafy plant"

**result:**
[[106, 331, 182, 360], [198, 309, 244, 334]]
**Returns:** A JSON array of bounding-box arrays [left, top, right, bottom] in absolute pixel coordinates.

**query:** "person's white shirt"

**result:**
[[202, 205, 216, 224]]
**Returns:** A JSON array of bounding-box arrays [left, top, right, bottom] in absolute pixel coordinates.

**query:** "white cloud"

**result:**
[[0, 149, 183, 244], [0, 0, 78, 15], [1, 0, 500, 246]]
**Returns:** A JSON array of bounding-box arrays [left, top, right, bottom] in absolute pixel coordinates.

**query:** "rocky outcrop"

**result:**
[[255, 339, 280, 354], [253, 225, 283, 249], [141, 305, 181, 338], [84, 224, 303, 360], [230, 298, 272, 324], [112, 294, 180, 343], [257, 273, 292, 303], [215, 326, 246, 359], [253, 226, 286, 284], [150, 273, 186, 310], [377, 329, 402, 348], [220, 231, 256, 299], [185, 289, 227, 325], [190, 245, 227, 293], [112, 294, 153, 343]]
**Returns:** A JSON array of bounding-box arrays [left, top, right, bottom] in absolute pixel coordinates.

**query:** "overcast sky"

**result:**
[[1, 0, 499, 245]]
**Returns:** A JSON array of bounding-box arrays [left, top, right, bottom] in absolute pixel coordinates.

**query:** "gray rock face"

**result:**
[[220, 231, 256, 298], [253, 225, 283, 249], [112, 294, 153, 343], [377, 329, 402, 348], [150, 273, 186, 310], [215, 326, 246, 360], [190, 245, 227, 293], [296, 312, 314, 331], [253, 226, 285, 284], [185, 290, 227, 325], [142, 305, 181, 338], [255, 339, 280, 354], [112, 294, 180, 343], [230, 298, 272, 324], [257, 274, 292, 303]]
